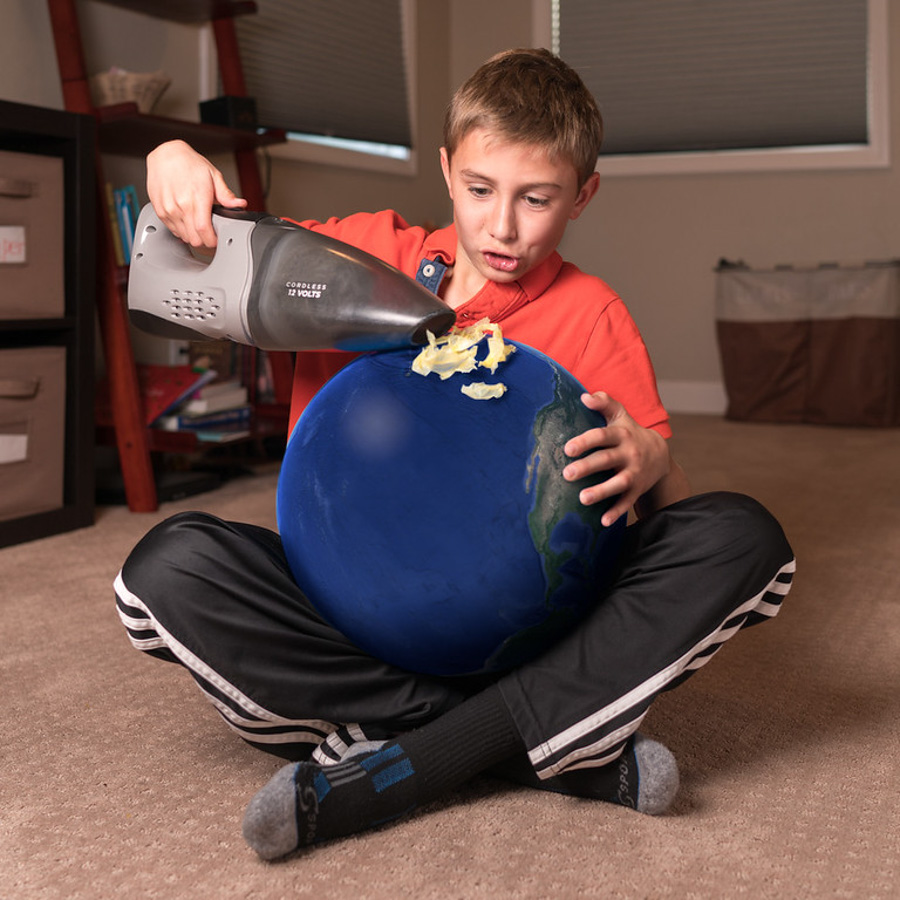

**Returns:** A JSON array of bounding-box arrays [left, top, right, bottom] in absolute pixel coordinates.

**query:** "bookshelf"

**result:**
[[46, 0, 293, 511]]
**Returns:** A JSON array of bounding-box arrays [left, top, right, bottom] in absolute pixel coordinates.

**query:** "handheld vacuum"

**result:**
[[127, 205, 456, 351]]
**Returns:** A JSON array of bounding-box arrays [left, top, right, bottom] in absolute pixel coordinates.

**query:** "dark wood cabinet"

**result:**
[[0, 99, 95, 547]]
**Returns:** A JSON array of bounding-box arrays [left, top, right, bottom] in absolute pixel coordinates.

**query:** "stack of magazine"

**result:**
[[155, 375, 251, 442], [128, 362, 252, 443]]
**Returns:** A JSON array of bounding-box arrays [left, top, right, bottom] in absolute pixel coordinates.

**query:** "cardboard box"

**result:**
[[0, 150, 65, 318], [0, 346, 66, 521]]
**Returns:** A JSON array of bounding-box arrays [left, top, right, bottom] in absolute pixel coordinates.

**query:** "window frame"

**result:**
[[533, 0, 889, 177]]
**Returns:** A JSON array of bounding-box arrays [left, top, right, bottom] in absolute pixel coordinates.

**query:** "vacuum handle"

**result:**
[[128, 204, 258, 343], [210, 204, 268, 223]]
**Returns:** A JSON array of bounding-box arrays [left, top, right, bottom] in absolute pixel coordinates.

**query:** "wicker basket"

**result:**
[[90, 67, 171, 114]]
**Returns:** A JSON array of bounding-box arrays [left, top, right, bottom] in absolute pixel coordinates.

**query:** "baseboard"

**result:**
[[657, 380, 727, 415]]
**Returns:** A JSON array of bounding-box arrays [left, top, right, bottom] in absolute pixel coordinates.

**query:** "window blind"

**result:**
[[234, 0, 411, 147], [556, 0, 869, 156]]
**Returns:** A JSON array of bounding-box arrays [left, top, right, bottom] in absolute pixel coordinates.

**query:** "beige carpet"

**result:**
[[3, 414, 899, 899]]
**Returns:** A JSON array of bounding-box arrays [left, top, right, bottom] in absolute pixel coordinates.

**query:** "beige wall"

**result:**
[[0, 1, 63, 109], [448, 0, 538, 89], [6, 0, 899, 410], [0, 1, 201, 118]]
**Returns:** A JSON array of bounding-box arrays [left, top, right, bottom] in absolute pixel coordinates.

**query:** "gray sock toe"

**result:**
[[242, 763, 301, 860], [633, 734, 680, 815]]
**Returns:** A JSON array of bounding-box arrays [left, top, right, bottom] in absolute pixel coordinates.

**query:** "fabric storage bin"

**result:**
[[0, 149, 65, 319], [716, 262, 900, 427], [0, 346, 66, 521]]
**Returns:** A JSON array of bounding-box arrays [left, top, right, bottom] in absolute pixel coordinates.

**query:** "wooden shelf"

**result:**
[[98, 412, 287, 454], [93, 0, 258, 24], [48, 0, 293, 511], [254, 402, 291, 423], [96, 103, 285, 158], [0, 317, 78, 336]]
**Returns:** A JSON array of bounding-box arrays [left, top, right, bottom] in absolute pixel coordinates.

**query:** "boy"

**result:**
[[117, 49, 794, 860]]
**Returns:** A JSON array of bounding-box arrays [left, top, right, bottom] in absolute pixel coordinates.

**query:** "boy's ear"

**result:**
[[570, 171, 600, 220]]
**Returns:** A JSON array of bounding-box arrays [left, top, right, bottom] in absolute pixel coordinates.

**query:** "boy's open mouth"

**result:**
[[484, 251, 518, 273]]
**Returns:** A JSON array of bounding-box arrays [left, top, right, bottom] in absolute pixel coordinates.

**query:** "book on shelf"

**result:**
[[106, 183, 141, 264], [139, 364, 218, 425], [181, 380, 249, 415], [95, 363, 218, 427], [156, 404, 252, 432], [104, 183, 125, 266], [191, 377, 245, 399], [194, 424, 254, 443], [154, 374, 254, 441]]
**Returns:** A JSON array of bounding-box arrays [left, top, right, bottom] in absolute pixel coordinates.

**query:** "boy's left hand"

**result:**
[[562, 391, 671, 527]]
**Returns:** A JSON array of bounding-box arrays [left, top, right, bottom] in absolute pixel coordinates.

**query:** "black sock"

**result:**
[[489, 733, 679, 815], [243, 684, 525, 858], [491, 741, 640, 804]]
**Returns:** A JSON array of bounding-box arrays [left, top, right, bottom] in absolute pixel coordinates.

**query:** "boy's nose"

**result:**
[[488, 200, 517, 242]]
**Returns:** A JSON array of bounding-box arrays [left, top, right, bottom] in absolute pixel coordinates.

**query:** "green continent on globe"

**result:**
[[525, 367, 610, 607], [485, 366, 616, 672]]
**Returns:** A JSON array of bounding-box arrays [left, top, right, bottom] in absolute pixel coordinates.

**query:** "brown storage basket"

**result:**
[[716, 262, 900, 427], [0, 149, 65, 319], [0, 347, 66, 521]]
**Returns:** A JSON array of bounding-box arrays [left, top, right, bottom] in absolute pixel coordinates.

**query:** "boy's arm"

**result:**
[[146, 140, 247, 249], [562, 391, 692, 527]]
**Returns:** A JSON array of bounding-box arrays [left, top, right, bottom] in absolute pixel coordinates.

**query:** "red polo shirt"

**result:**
[[285, 210, 669, 439]]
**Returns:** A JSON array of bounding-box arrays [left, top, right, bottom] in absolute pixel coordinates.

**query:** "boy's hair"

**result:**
[[443, 48, 603, 187]]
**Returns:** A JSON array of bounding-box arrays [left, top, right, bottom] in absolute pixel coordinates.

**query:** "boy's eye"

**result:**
[[524, 195, 550, 209], [468, 186, 491, 198]]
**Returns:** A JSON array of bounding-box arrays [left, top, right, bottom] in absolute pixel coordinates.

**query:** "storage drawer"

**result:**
[[0, 150, 65, 319], [0, 347, 66, 521]]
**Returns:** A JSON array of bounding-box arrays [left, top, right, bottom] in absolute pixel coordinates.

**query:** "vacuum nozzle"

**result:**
[[127, 205, 456, 352]]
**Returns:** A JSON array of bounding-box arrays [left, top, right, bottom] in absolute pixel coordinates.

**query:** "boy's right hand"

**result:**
[[146, 140, 247, 250], [562, 391, 682, 526]]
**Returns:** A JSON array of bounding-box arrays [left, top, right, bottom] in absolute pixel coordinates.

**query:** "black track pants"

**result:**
[[115, 491, 794, 773]]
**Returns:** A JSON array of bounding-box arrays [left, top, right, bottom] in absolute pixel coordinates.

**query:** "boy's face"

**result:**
[[440, 128, 598, 294]]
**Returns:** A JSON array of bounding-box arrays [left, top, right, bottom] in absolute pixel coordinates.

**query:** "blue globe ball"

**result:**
[[277, 340, 625, 676]]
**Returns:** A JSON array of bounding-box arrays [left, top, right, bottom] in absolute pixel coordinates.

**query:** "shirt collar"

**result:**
[[422, 223, 563, 322]]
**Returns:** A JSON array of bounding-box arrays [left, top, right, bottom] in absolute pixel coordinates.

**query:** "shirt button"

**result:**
[[422, 264, 436, 278]]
